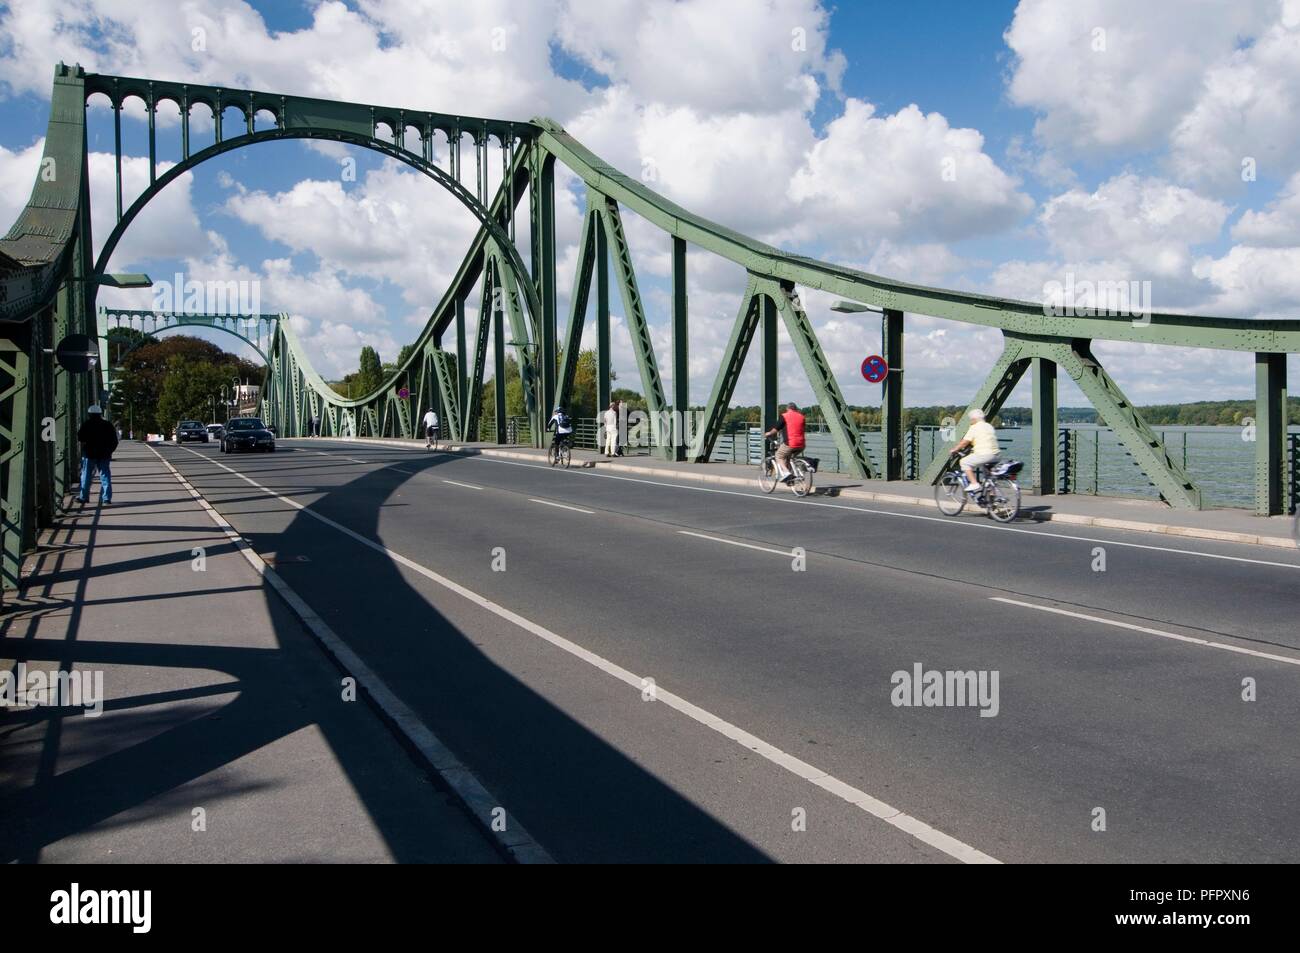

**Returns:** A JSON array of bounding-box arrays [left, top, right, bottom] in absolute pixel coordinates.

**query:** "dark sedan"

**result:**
[[220, 417, 276, 453], [175, 420, 208, 443]]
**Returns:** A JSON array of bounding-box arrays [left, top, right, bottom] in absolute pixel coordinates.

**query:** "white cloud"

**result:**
[[1004, 0, 1275, 157], [556, 0, 844, 115], [787, 100, 1033, 249]]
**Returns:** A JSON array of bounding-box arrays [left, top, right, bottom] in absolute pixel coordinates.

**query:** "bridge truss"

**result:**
[[1, 64, 1296, 587]]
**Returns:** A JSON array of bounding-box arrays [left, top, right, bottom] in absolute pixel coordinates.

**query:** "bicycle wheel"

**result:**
[[548, 443, 559, 466], [758, 457, 778, 493], [790, 459, 813, 497], [559, 442, 571, 469], [986, 479, 1020, 523], [934, 472, 967, 515]]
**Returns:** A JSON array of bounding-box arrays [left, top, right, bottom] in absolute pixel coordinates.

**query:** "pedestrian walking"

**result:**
[[602, 400, 618, 456], [77, 404, 118, 506]]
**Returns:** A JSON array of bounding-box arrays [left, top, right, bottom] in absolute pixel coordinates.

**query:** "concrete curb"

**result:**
[[151, 444, 554, 864], [298, 437, 1298, 552]]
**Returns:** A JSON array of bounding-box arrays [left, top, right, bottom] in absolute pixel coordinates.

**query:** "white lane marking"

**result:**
[[153, 445, 552, 863], [443, 479, 483, 490], [991, 597, 1300, 668], [678, 530, 793, 558], [528, 498, 593, 514], [173, 443, 999, 864], [444, 455, 1300, 571], [393, 468, 414, 475]]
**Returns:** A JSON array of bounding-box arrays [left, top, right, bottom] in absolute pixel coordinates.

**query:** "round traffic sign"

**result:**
[[398, 386, 410, 399], [55, 334, 99, 373], [861, 354, 888, 383]]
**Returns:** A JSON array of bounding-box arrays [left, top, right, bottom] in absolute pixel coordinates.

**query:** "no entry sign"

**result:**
[[861, 354, 888, 383]]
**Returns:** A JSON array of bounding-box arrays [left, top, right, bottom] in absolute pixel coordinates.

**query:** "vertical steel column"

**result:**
[[494, 300, 506, 444], [147, 94, 157, 184], [595, 215, 611, 412], [760, 295, 778, 429], [1031, 357, 1058, 495], [882, 308, 904, 480], [456, 296, 467, 435], [534, 150, 558, 422], [1255, 351, 1287, 516], [113, 98, 123, 222], [182, 101, 190, 160], [671, 236, 688, 461]]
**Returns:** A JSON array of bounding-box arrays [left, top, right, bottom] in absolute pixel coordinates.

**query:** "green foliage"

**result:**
[[156, 356, 247, 431], [112, 335, 260, 435], [357, 345, 384, 395]]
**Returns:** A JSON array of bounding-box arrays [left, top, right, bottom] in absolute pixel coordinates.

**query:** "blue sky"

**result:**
[[1, 0, 1296, 407]]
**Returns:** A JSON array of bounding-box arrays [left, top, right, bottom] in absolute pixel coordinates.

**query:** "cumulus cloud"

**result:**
[[1004, 0, 1275, 157], [787, 100, 1033, 249]]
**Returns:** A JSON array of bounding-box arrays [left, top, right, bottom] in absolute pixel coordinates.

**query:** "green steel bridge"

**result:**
[[2, 64, 1296, 589]]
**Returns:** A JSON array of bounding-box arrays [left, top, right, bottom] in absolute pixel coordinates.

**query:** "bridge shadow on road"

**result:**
[[0, 447, 770, 863], [253, 449, 773, 863]]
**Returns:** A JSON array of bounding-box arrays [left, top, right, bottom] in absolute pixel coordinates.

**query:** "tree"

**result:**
[[357, 345, 384, 396], [156, 355, 245, 430], [113, 334, 260, 435]]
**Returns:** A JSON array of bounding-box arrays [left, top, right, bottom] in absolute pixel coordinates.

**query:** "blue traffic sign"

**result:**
[[861, 354, 888, 383]]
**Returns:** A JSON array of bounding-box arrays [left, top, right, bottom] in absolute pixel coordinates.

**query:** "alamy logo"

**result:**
[[50, 884, 151, 933], [891, 663, 1000, 717], [0, 663, 103, 717]]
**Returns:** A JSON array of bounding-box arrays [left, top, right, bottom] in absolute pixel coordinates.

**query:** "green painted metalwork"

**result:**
[[691, 278, 760, 462], [757, 277, 873, 479], [671, 236, 689, 462], [1031, 357, 1057, 495], [1254, 352, 1287, 516], [882, 309, 904, 480], [557, 207, 598, 410], [594, 193, 671, 459], [7, 64, 1300, 589]]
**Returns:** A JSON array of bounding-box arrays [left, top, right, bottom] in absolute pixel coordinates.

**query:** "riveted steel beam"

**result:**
[[756, 277, 874, 479], [691, 278, 760, 462], [921, 337, 1030, 485], [593, 193, 671, 459], [1254, 352, 1287, 516], [557, 206, 598, 410], [1031, 357, 1057, 495]]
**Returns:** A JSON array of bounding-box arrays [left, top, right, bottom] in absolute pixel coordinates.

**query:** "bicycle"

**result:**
[[758, 439, 816, 497], [425, 424, 440, 451], [934, 449, 1022, 522], [548, 433, 572, 469]]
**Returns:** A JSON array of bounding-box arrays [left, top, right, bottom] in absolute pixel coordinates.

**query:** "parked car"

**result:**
[[176, 420, 208, 443], [206, 423, 226, 441], [221, 417, 276, 453]]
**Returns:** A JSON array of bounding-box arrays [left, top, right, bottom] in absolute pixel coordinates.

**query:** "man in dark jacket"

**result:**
[[77, 404, 119, 505]]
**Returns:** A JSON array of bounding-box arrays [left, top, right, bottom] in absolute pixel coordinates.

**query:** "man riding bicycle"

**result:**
[[422, 407, 440, 448], [950, 408, 999, 495], [547, 405, 574, 451], [764, 401, 806, 484]]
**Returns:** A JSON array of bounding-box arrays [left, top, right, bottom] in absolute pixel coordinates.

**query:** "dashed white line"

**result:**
[[678, 530, 794, 558], [170, 443, 999, 864], [991, 597, 1300, 668], [528, 498, 593, 514], [443, 479, 483, 490]]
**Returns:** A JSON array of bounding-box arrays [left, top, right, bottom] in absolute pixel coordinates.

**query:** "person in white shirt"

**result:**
[[950, 408, 999, 494], [422, 408, 440, 448], [602, 401, 618, 456]]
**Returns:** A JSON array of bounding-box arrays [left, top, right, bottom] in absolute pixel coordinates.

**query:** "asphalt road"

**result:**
[[157, 438, 1300, 863]]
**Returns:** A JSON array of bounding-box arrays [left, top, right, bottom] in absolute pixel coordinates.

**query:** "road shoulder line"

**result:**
[[150, 444, 554, 864]]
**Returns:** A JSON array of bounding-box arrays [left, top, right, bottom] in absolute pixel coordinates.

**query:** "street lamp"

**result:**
[[830, 300, 883, 314]]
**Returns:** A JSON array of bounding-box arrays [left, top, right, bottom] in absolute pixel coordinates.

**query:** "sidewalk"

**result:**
[[323, 437, 1299, 550], [0, 442, 503, 863]]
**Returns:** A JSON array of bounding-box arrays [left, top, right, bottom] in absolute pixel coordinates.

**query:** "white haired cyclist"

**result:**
[[949, 408, 1000, 497]]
